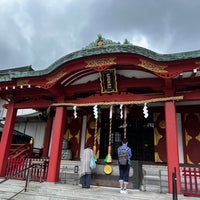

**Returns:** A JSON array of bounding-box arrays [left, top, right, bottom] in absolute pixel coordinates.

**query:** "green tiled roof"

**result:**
[[1, 35, 200, 82]]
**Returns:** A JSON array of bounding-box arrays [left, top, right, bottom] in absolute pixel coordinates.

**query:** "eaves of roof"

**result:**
[[1, 43, 200, 83]]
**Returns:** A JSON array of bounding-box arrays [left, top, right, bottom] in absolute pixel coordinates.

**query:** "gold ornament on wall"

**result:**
[[46, 71, 67, 84], [138, 59, 168, 73], [85, 57, 116, 68]]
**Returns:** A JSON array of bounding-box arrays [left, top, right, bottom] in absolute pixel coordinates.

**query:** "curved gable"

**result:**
[[1, 35, 200, 82], [0, 35, 200, 108]]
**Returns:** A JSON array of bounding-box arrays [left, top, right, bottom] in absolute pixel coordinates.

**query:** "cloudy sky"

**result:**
[[0, 0, 200, 71]]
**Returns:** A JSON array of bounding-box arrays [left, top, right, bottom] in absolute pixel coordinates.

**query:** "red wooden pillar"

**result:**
[[42, 113, 53, 157], [47, 106, 66, 182], [0, 102, 17, 176], [165, 101, 181, 194]]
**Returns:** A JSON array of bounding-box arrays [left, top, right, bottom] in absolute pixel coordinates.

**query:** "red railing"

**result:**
[[29, 159, 49, 182], [182, 167, 200, 197], [9, 144, 33, 158], [6, 158, 49, 182]]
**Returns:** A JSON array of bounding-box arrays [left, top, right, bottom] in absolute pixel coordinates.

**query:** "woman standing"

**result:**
[[80, 143, 94, 188]]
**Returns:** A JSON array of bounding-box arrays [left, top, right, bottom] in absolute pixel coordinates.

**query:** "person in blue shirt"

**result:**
[[117, 138, 132, 194]]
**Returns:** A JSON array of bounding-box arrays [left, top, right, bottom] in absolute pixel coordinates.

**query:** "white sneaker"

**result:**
[[120, 188, 128, 194], [123, 188, 128, 194], [120, 188, 124, 193]]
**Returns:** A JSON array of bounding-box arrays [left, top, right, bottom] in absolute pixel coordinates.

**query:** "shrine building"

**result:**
[[0, 35, 200, 195]]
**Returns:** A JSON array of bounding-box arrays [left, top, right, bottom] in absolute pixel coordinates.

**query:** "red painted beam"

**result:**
[[64, 77, 164, 97], [183, 90, 200, 100], [175, 77, 200, 87], [13, 99, 53, 109]]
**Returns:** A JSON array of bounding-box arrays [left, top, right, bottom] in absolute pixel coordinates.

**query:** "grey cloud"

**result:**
[[0, 0, 200, 70]]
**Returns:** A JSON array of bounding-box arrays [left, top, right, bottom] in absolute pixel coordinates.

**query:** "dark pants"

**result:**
[[81, 174, 91, 188], [119, 164, 130, 185]]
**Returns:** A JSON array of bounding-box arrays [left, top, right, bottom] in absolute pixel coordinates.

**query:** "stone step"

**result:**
[[0, 180, 168, 200], [142, 167, 168, 193], [0, 179, 25, 200], [0, 179, 198, 200]]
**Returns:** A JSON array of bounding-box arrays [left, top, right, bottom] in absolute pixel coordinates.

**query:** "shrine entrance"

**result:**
[[99, 106, 154, 162], [3, 34, 200, 194]]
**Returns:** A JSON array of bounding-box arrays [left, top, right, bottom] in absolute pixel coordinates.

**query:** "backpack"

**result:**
[[118, 147, 129, 166]]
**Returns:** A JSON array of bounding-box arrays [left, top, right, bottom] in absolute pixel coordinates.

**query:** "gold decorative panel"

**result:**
[[85, 57, 116, 68], [46, 71, 67, 84], [138, 59, 168, 73]]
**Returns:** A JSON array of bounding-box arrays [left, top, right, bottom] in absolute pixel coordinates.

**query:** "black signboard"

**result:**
[[100, 69, 118, 93]]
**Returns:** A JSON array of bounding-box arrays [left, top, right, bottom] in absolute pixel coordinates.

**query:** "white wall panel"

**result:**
[[15, 121, 46, 148], [177, 113, 184, 164]]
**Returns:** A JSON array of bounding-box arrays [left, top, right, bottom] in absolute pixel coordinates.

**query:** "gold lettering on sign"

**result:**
[[100, 68, 118, 93], [46, 71, 67, 84], [17, 79, 30, 86], [106, 73, 112, 89], [85, 57, 116, 68], [138, 59, 168, 73]]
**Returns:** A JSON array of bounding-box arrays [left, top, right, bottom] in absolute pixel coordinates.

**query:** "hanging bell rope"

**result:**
[[124, 105, 127, 139], [93, 105, 98, 161], [104, 105, 113, 163]]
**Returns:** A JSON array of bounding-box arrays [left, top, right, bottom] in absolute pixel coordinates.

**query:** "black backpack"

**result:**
[[118, 147, 129, 166]]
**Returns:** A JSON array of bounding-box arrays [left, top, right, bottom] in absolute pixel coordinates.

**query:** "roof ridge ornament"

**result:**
[[123, 38, 131, 44], [83, 34, 121, 49]]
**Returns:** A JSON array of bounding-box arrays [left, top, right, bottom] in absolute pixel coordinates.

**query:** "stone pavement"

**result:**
[[0, 179, 199, 200]]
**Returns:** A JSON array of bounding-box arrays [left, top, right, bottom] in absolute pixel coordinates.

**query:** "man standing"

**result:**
[[117, 138, 132, 194]]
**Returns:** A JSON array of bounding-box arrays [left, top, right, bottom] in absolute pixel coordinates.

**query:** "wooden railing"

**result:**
[[9, 144, 33, 158], [182, 167, 200, 197], [6, 158, 49, 182], [1, 158, 49, 199]]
